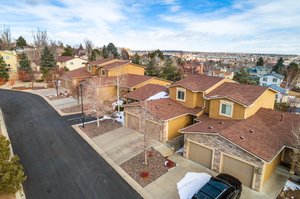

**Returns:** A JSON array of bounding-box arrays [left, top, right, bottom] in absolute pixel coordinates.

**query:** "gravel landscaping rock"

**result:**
[[120, 148, 168, 187], [0, 194, 15, 199], [79, 119, 122, 138], [61, 105, 82, 113]]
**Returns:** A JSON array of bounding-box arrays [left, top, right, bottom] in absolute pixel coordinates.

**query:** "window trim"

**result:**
[[176, 87, 186, 102], [101, 68, 106, 76], [219, 100, 234, 117]]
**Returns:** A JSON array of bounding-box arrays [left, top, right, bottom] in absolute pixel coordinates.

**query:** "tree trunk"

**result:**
[[290, 162, 296, 174], [117, 76, 120, 114], [97, 115, 100, 127]]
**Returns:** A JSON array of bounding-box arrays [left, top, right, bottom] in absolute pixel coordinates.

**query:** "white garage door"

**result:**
[[188, 141, 213, 169], [221, 154, 255, 188]]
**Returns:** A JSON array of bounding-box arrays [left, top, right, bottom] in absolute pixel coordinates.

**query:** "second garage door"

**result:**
[[221, 154, 255, 188], [188, 141, 213, 169], [125, 113, 139, 132], [146, 120, 161, 141]]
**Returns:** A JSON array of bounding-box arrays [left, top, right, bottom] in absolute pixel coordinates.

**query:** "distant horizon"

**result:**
[[1, 0, 300, 55]]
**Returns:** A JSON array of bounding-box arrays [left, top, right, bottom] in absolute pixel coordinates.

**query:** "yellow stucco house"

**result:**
[[124, 74, 300, 191], [0, 50, 18, 72], [56, 56, 87, 71]]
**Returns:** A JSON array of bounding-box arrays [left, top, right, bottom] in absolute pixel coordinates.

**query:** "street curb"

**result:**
[[72, 125, 153, 199], [0, 109, 26, 199]]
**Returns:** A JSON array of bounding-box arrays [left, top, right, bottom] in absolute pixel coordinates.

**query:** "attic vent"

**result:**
[[249, 129, 255, 134], [155, 106, 159, 109], [219, 121, 224, 124], [280, 114, 284, 122], [208, 126, 214, 129], [240, 136, 245, 140], [168, 103, 171, 106]]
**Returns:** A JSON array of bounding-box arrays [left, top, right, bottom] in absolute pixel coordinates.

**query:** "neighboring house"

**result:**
[[59, 67, 93, 88], [0, 50, 18, 72], [56, 56, 87, 71], [124, 98, 202, 142], [248, 66, 272, 78], [259, 72, 284, 87], [181, 109, 300, 191], [124, 84, 168, 102], [87, 59, 145, 77], [207, 69, 234, 79], [268, 84, 289, 103]]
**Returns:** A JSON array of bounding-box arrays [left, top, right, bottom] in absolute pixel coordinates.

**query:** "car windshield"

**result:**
[[193, 178, 230, 199]]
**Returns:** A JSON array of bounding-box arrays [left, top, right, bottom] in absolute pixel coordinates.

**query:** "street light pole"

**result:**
[[55, 79, 59, 96], [79, 82, 85, 128]]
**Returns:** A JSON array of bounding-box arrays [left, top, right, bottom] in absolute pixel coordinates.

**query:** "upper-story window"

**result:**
[[101, 68, 106, 76], [263, 77, 267, 81], [70, 62, 73, 65], [272, 78, 277, 82], [176, 88, 186, 102], [219, 100, 233, 117], [88, 65, 92, 71]]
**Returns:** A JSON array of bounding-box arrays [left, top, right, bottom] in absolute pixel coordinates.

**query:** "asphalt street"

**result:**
[[0, 89, 142, 199]]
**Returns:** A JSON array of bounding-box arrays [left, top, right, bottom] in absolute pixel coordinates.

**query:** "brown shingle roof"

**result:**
[[206, 82, 271, 106], [121, 74, 153, 88], [102, 60, 131, 70], [169, 75, 224, 92], [64, 67, 92, 78], [57, 56, 73, 62], [89, 58, 114, 65], [181, 108, 300, 162], [125, 98, 203, 120], [124, 84, 168, 101]]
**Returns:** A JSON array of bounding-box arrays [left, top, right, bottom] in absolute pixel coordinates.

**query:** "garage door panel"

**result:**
[[146, 120, 161, 141], [126, 113, 139, 132], [188, 142, 212, 169], [222, 155, 254, 188]]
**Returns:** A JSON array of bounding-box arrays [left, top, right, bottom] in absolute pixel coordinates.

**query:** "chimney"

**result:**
[[280, 114, 284, 122]]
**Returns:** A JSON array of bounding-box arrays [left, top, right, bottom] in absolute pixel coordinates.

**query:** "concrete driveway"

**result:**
[[91, 127, 171, 165]]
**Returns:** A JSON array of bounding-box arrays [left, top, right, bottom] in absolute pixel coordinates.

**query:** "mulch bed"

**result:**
[[79, 119, 122, 138], [61, 105, 82, 113], [11, 86, 47, 90], [120, 148, 169, 187]]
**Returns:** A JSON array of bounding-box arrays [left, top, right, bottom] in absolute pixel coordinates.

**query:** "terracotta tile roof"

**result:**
[[89, 58, 114, 65], [102, 60, 131, 70], [121, 74, 153, 88], [181, 108, 300, 162], [169, 75, 224, 92], [124, 84, 168, 101], [125, 98, 203, 120], [56, 56, 73, 62], [206, 82, 271, 106], [64, 67, 92, 78]]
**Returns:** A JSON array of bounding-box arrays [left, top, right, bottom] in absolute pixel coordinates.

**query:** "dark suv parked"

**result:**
[[192, 173, 242, 199]]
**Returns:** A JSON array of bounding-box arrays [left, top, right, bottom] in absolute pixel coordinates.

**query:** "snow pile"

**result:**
[[115, 112, 124, 125], [177, 172, 211, 199], [146, 91, 169, 100], [284, 180, 300, 191], [112, 100, 124, 108]]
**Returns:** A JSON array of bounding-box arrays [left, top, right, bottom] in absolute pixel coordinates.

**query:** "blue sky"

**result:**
[[0, 0, 300, 54]]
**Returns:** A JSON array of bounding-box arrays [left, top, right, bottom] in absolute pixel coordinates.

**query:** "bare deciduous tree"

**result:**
[[289, 125, 300, 174], [0, 25, 12, 50], [84, 39, 94, 59], [32, 28, 48, 60], [139, 101, 151, 166], [84, 77, 114, 127]]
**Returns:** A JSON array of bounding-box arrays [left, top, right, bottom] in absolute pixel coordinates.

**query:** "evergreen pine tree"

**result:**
[[107, 42, 119, 58], [132, 53, 140, 65], [102, 45, 108, 58], [256, 57, 264, 66], [40, 46, 56, 77], [145, 59, 159, 77], [233, 68, 252, 84], [18, 53, 32, 82], [0, 56, 9, 81], [272, 57, 285, 75], [160, 58, 182, 81]]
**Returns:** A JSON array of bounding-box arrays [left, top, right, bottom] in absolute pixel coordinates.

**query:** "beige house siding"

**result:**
[[184, 133, 264, 191]]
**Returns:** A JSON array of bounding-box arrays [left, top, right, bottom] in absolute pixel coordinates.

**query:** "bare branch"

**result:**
[[0, 25, 12, 50]]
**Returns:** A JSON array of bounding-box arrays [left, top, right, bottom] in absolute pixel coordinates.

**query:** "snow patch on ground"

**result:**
[[284, 180, 300, 191], [112, 100, 124, 108], [115, 111, 124, 125], [146, 91, 169, 100], [177, 172, 211, 199]]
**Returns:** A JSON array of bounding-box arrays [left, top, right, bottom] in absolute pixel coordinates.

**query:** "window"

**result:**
[[101, 69, 106, 76], [263, 77, 267, 81], [176, 88, 186, 101], [88, 65, 92, 71], [262, 83, 267, 86], [272, 78, 277, 82], [219, 101, 233, 117]]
